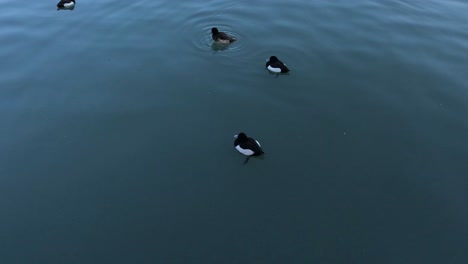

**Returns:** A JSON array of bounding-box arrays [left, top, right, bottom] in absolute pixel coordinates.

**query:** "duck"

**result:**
[[57, 0, 75, 8], [266, 56, 290, 73], [211, 28, 236, 44], [234, 132, 264, 164]]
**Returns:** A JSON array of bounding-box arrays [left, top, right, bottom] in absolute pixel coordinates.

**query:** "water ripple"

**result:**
[[175, 2, 248, 55]]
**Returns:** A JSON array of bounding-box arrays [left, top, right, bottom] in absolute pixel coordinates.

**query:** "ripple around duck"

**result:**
[[175, 3, 248, 56], [199, 25, 244, 53]]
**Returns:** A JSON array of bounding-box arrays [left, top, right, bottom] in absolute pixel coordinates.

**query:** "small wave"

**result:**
[[195, 25, 244, 54], [174, 2, 248, 55]]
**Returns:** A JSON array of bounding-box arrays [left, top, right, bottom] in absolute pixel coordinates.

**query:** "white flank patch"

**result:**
[[267, 65, 281, 73], [255, 140, 261, 147], [236, 145, 254, 156], [64, 2, 74, 7]]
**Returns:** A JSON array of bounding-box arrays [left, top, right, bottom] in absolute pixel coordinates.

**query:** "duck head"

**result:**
[[236, 132, 248, 140], [269, 56, 279, 62]]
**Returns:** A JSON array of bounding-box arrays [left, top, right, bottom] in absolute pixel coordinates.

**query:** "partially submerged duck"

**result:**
[[266, 56, 290, 73], [234, 132, 264, 164], [211, 27, 236, 44], [57, 0, 75, 9]]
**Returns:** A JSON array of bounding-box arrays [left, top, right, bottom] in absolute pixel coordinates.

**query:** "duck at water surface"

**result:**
[[266, 56, 290, 73], [234, 132, 264, 164], [57, 0, 75, 9], [211, 27, 236, 44]]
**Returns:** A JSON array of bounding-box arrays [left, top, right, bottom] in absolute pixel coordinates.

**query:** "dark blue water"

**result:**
[[1, 0, 467, 263]]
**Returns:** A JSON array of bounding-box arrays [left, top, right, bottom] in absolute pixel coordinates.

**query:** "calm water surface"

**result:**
[[1, 0, 467, 263]]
